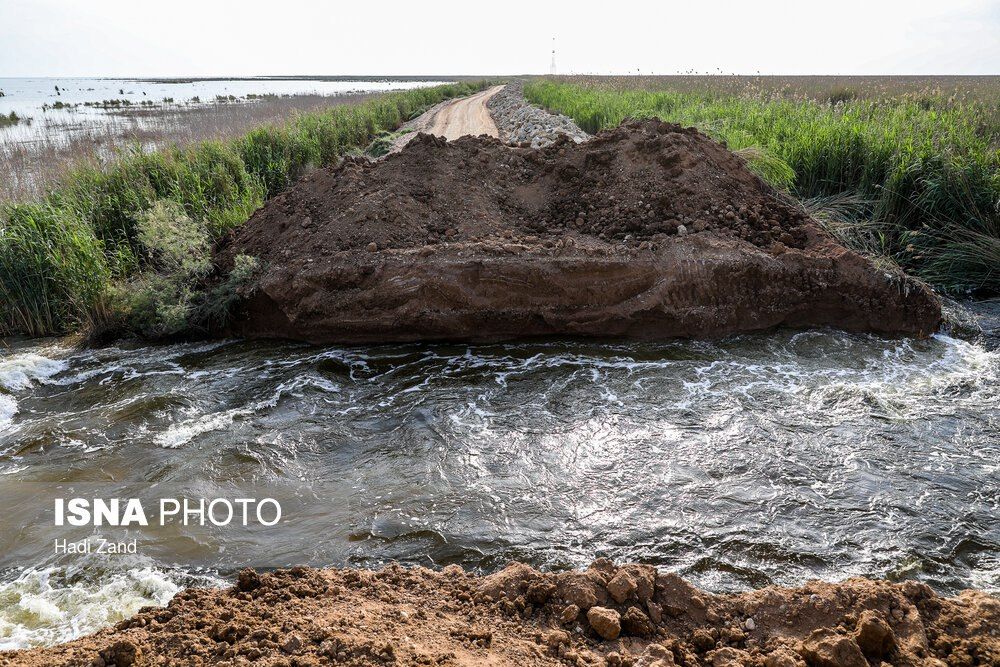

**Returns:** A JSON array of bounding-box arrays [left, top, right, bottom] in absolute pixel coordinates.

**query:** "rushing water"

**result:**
[[0, 306, 998, 648]]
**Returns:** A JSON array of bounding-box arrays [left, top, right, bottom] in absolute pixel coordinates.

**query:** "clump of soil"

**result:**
[[527, 123, 810, 248], [221, 119, 808, 257], [213, 119, 940, 344], [6, 561, 997, 666]]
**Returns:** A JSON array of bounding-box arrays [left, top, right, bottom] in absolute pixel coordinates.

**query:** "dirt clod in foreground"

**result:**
[[215, 119, 940, 343], [4, 561, 997, 666]]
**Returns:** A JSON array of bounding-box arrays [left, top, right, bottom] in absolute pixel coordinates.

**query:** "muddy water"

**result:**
[[1, 308, 998, 648]]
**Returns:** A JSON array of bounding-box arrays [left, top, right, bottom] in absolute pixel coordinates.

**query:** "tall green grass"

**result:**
[[0, 203, 110, 336], [525, 80, 1000, 293], [0, 82, 489, 337]]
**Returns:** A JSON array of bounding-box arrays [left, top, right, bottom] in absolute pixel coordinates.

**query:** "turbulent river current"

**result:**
[[1, 304, 998, 648]]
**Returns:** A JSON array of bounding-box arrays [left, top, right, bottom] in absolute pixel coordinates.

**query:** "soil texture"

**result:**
[[5, 561, 996, 667], [214, 118, 941, 343]]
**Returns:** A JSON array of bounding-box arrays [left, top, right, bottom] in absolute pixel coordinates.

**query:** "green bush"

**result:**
[[198, 253, 261, 329], [110, 203, 262, 338], [136, 200, 211, 279], [0, 111, 23, 127], [91, 200, 209, 338]]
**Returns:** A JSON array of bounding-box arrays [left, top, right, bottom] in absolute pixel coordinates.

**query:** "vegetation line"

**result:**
[[0, 82, 490, 339]]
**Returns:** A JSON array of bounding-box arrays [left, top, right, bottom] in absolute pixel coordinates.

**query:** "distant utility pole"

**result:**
[[550, 38, 557, 75]]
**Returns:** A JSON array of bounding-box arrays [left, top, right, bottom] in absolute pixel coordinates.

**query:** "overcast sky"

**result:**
[[1, 0, 998, 77]]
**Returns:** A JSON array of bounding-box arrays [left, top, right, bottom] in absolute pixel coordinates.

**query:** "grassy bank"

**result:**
[[0, 91, 402, 202], [525, 78, 1000, 294], [0, 81, 489, 338]]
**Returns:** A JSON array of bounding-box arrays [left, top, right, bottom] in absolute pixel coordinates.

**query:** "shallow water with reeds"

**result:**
[[0, 306, 998, 648], [0, 77, 454, 201], [0, 77, 451, 142]]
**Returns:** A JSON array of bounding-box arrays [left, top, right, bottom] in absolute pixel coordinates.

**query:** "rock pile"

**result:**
[[488, 81, 589, 148]]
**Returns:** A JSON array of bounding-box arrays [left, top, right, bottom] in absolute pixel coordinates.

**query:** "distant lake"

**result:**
[[0, 77, 453, 142]]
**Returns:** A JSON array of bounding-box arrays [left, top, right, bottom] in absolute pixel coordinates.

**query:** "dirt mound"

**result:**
[[6, 562, 997, 666], [214, 119, 940, 343]]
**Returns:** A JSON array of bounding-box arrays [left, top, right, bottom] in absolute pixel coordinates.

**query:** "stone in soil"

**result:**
[[587, 606, 622, 640]]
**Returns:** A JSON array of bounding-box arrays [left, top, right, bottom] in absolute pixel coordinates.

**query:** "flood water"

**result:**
[[0, 305, 998, 648], [0, 77, 451, 143]]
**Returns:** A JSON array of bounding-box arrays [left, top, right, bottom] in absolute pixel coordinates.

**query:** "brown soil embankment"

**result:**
[[214, 119, 941, 343], [5, 562, 996, 666]]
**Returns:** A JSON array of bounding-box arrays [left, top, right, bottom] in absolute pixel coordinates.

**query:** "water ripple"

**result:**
[[0, 319, 997, 649]]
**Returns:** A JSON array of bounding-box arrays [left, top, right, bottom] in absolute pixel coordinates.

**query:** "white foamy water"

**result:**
[[0, 395, 16, 429], [0, 349, 68, 434], [154, 373, 339, 448], [0, 353, 67, 393], [0, 565, 212, 650]]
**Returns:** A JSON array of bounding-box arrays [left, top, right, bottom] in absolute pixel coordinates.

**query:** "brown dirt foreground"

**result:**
[[4, 562, 997, 667], [214, 119, 941, 344]]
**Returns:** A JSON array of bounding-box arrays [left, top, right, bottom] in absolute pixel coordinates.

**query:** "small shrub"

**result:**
[[136, 200, 211, 278], [112, 274, 198, 338], [198, 254, 262, 328], [0, 111, 23, 127], [110, 200, 212, 338]]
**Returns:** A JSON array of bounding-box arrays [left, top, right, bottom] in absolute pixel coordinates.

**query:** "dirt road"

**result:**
[[386, 85, 504, 154], [427, 85, 504, 139]]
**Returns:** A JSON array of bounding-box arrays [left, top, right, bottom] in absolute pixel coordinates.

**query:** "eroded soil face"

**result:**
[[5, 562, 997, 667], [214, 119, 940, 344]]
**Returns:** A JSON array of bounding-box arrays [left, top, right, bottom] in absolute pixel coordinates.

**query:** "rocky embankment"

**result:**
[[6, 561, 997, 666], [488, 81, 590, 147], [213, 118, 940, 343]]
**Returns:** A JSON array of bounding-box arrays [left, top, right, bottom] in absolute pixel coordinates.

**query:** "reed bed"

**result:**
[[526, 76, 1000, 294], [0, 82, 489, 337], [0, 93, 382, 202]]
